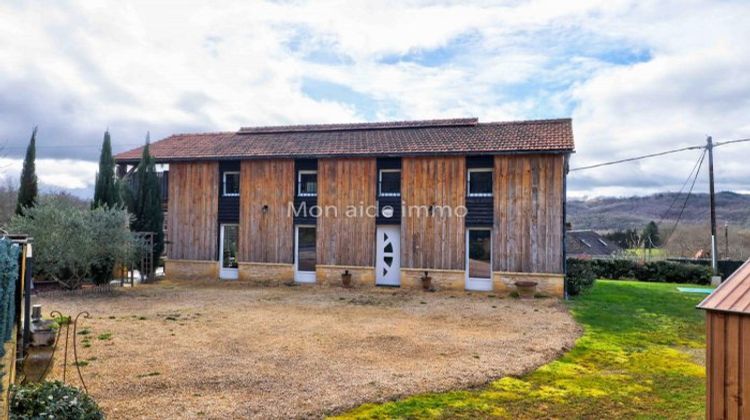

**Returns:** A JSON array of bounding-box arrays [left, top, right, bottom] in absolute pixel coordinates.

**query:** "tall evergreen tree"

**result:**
[[129, 134, 164, 275], [16, 127, 38, 215], [642, 221, 661, 249], [92, 130, 119, 208]]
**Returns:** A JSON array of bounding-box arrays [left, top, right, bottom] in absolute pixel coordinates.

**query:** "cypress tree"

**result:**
[[642, 221, 661, 249], [129, 134, 164, 275], [92, 130, 118, 209], [15, 127, 38, 215]]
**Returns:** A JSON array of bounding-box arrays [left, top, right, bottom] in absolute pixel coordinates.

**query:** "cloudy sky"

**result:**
[[1, 0, 749, 198]]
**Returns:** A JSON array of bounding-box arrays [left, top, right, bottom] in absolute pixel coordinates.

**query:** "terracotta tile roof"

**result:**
[[698, 259, 750, 314], [114, 118, 574, 163]]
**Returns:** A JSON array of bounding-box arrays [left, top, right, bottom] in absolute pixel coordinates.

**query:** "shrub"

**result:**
[[9, 199, 133, 288], [584, 257, 713, 285], [10, 381, 103, 419], [633, 261, 713, 285], [565, 258, 596, 296], [590, 259, 636, 280]]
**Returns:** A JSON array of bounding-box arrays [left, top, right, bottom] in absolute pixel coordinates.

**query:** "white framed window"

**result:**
[[467, 168, 493, 197], [223, 171, 240, 197], [379, 169, 401, 197], [298, 170, 317, 197]]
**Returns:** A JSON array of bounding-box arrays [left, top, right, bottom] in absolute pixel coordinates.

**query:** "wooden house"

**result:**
[[698, 259, 750, 419], [114, 118, 574, 296]]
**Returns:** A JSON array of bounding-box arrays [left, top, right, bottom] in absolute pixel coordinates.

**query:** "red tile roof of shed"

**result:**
[[698, 259, 750, 314], [114, 117, 574, 163]]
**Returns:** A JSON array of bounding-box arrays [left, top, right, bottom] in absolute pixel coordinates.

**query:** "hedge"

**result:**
[[569, 257, 714, 287]]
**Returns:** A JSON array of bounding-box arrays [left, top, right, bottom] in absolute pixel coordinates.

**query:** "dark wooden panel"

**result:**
[[218, 161, 240, 223], [465, 196, 493, 227], [466, 155, 493, 168], [376, 197, 402, 225], [317, 158, 377, 266], [402, 156, 466, 270], [294, 159, 318, 224], [377, 157, 401, 170], [238, 159, 294, 264], [167, 162, 219, 260], [376, 157, 402, 224], [493, 154, 564, 273]]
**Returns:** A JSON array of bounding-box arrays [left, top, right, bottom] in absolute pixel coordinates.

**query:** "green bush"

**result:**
[[565, 258, 596, 296], [584, 257, 713, 285], [590, 259, 635, 280], [633, 261, 713, 285], [10, 381, 103, 419], [9, 200, 134, 289]]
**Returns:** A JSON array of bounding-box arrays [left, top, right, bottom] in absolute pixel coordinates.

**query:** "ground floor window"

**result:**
[[297, 226, 316, 272], [468, 229, 491, 279], [221, 224, 239, 269]]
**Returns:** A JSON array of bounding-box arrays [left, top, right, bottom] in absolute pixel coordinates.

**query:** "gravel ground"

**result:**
[[38, 280, 580, 419]]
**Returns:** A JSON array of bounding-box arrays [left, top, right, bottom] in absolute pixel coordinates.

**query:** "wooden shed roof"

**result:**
[[114, 117, 574, 163], [698, 258, 750, 314]]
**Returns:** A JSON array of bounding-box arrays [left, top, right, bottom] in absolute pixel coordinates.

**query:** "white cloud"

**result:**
[[0, 157, 98, 191], [0, 0, 749, 198]]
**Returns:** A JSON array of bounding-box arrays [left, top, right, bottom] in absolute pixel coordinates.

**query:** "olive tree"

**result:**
[[9, 199, 133, 289]]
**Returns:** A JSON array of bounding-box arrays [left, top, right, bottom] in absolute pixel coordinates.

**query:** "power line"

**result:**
[[655, 149, 707, 226], [570, 144, 705, 172], [714, 137, 750, 147], [570, 136, 750, 172], [664, 149, 706, 246]]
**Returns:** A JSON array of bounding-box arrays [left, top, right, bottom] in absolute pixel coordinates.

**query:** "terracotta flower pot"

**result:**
[[515, 281, 538, 299], [421, 272, 432, 291], [342, 271, 353, 288]]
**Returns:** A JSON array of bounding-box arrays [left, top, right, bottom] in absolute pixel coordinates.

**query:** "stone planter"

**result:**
[[421, 272, 432, 291], [515, 281, 538, 299], [341, 270, 353, 288]]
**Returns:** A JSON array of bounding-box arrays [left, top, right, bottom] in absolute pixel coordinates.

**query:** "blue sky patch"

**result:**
[[301, 78, 378, 119]]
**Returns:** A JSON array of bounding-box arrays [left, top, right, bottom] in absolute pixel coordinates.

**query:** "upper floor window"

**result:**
[[379, 169, 401, 197], [223, 171, 240, 197], [467, 168, 492, 197], [298, 170, 317, 197]]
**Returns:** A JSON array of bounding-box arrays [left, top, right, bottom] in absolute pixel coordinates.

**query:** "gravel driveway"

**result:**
[[38, 280, 580, 419]]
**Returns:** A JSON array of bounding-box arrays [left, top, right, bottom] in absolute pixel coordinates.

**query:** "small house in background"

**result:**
[[565, 229, 622, 259], [697, 259, 750, 419]]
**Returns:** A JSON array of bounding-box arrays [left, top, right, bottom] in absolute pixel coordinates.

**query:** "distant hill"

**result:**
[[567, 192, 750, 231]]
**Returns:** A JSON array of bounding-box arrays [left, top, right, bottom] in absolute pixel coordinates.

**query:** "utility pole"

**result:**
[[707, 136, 718, 275]]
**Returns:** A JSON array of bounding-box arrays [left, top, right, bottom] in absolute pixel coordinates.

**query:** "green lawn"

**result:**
[[335, 281, 708, 419]]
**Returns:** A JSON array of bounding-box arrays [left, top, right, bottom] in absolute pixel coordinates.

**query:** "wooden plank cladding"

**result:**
[[316, 158, 377, 267], [238, 160, 295, 264], [401, 157, 466, 270], [493, 154, 564, 274], [167, 162, 219, 260], [706, 311, 750, 419]]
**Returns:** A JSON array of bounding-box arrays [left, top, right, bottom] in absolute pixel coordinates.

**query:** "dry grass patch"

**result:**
[[38, 279, 579, 419]]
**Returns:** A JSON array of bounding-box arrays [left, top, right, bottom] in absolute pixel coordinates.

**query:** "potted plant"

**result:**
[[514, 280, 538, 299], [341, 270, 353, 288], [420, 271, 432, 291]]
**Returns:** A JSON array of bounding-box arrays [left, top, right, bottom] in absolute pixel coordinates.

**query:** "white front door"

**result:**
[[376, 225, 400, 286], [295, 225, 317, 283], [466, 228, 492, 291], [219, 224, 239, 280]]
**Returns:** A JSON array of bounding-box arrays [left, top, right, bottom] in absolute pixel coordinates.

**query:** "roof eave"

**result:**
[[114, 148, 575, 164]]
